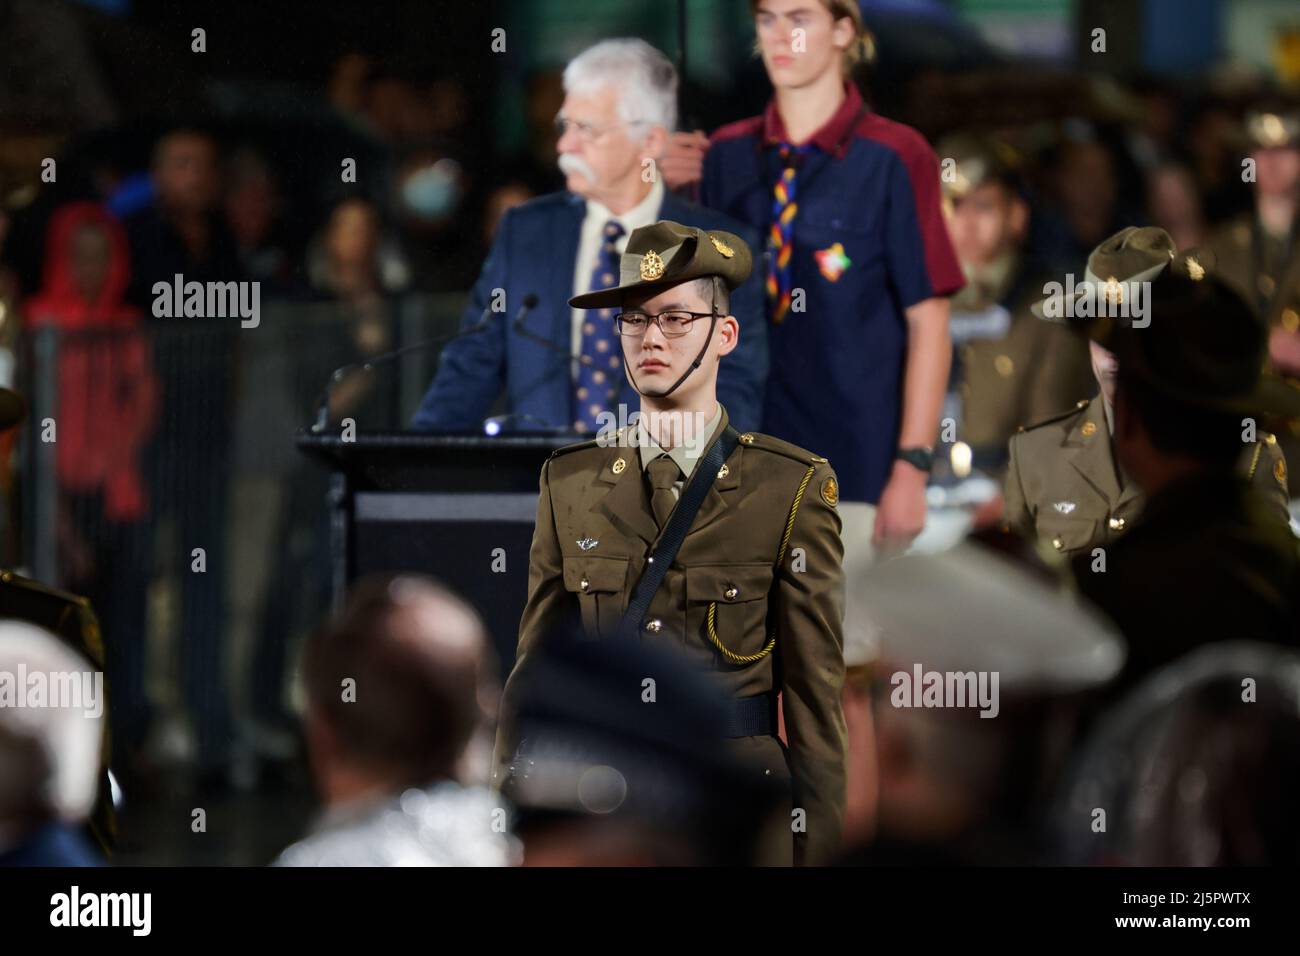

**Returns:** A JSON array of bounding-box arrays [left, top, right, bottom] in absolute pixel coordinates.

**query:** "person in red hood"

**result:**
[[24, 201, 159, 765], [26, 202, 158, 521]]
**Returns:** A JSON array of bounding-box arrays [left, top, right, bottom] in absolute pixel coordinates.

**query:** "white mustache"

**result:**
[[558, 153, 598, 183]]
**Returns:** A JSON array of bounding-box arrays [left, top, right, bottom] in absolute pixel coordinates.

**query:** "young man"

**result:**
[[493, 221, 847, 866], [1005, 227, 1290, 560], [935, 134, 1092, 494], [411, 39, 767, 434], [691, 0, 964, 556]]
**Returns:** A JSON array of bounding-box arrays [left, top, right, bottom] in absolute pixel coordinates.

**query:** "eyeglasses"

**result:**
[[614, 309, 716, 338], [553, 116, 649, 143]]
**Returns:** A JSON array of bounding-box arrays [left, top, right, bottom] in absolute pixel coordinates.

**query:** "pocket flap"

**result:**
[[562, 554, 629, 594], [686, 562, 773, 604]]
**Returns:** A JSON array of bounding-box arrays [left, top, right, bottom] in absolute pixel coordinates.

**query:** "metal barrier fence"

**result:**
[[12, 292, 467, 766]]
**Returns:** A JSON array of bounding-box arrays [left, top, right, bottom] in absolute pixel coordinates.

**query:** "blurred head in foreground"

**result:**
[[1057, 643, 1300, 865], [0, 622, 104, 866], [278, 575, 511, 866], [499, 628, 786, 866], [302, 574, 497, 802], [840, 540, 1124, 864]]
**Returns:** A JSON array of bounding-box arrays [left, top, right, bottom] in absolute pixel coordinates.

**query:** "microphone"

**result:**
[[510, 292, 624, 428], [311, 302, 496, 432]]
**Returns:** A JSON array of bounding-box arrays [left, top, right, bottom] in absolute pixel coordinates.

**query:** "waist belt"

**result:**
[[722, 692, 775, 738]]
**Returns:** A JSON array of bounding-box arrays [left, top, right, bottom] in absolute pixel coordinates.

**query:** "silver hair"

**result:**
[[563, 38, 678, 134]]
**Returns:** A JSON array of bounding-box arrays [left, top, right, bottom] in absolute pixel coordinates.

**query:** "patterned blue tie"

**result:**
[[573, 219, 625, 433]]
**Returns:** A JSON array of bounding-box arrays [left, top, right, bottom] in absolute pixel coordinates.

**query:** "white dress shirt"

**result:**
[[569, 178, 665, 375]]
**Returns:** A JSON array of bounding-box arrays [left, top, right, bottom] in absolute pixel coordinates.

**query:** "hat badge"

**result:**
[[1103, 276, 1124, 307], [1185, 255, 1205, 281], [709, 235, 734, 258], [640, 249, 665, 281]]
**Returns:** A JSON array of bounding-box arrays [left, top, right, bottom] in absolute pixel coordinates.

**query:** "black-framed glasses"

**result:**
[[614, 309, 716, 338]]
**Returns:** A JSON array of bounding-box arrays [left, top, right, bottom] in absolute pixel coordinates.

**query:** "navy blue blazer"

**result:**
[[410, 190, 769, 433]]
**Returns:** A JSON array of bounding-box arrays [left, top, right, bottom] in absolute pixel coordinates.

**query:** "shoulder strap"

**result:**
[[618, 426, 740, 640]]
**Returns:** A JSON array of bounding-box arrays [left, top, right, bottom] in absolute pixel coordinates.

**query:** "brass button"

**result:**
[[1108, 516, 1126, 531], [611, 457, 626, 475], [580, 576, 590, 592], [739, 433, 755, 445], [724, 586, 739, 601], [1282, 308, 1299, 333], [994, 354, 1014, 377], [1052, 537, 1063, 550], [717, 463, 729, 479], [1081, 421, 1097, 438], [644, 618, 662, 634]]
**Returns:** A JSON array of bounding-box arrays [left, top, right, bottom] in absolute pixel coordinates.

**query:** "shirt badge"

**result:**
[[814, 242, 851, 282], [1052, 501, 1076, 514], [576, 538, 599, 551]]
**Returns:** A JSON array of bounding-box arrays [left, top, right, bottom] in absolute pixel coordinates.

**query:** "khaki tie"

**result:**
[[647, 455, 681, 529]]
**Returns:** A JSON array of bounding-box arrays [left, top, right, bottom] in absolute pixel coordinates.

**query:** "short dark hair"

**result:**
[[1117, 369, 1242, 470], [694, 276, 730, 316], [303, 574, 490, 786]]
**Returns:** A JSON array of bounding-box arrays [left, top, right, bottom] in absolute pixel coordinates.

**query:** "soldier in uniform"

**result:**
[[492, 220, 847, 866], [1068, 250, 1300, 691], [0, 386, 116, 852], [933, 134, 1093, 507], [1005, 227, 1290, 560], [1205, 107, 1300, 494]]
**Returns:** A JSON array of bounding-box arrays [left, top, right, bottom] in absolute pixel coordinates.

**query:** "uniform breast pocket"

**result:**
[[562, 555, 629, 638], [686, 563, 775, 666], [1035, 514, 1101, 557]]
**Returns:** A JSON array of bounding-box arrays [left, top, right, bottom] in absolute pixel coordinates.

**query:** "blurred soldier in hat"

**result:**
[[0, 386, 116, 853], [1069, 247, 1300, 691], [502, 625, 788, 866], [1005, 227, 1291, 561], [493, 220, 847, 866], [837, 540, 1125, 864], [1206, 107, 1300, 494], [933, 134, 1093, 521]]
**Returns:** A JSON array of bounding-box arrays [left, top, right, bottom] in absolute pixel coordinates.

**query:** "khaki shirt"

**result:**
[[1004, 397, 1291, 558], [494, 404, 848, 865]]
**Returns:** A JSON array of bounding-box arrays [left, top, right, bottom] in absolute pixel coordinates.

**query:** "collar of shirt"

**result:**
[[761, 80, 864, 158], [635, 403, 724, 481], [570, 178, 665, 366], [583, 176, 664, 247]]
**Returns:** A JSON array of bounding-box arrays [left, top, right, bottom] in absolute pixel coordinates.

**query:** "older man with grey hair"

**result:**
[[412, 38, 767, 434]]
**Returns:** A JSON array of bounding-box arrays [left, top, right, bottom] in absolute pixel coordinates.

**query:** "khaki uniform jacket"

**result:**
[[1206, 215, 1300, 495], [951, 262, 1094, 475], [1005, 397, 1290, 558], [493, 405, 848, 865]]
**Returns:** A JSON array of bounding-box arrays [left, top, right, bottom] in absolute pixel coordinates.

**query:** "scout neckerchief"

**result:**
[[760, 103, 868, 324], [767, 143, 815, 323]]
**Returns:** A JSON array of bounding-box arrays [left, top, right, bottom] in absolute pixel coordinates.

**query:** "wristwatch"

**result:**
[[895, 446, 934, 473]]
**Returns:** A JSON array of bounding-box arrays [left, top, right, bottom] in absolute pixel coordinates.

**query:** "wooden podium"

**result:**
[[296, 431, 573, 669]]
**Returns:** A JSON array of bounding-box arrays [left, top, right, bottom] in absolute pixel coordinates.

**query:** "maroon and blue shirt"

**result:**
[[702, 82, 963, 503]]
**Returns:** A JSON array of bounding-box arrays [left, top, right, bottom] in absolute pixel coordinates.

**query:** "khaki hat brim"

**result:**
[[569, 276, 690, 311]]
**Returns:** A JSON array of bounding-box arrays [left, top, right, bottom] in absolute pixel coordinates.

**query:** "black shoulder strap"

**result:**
[[618, 425, 740, 640]]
